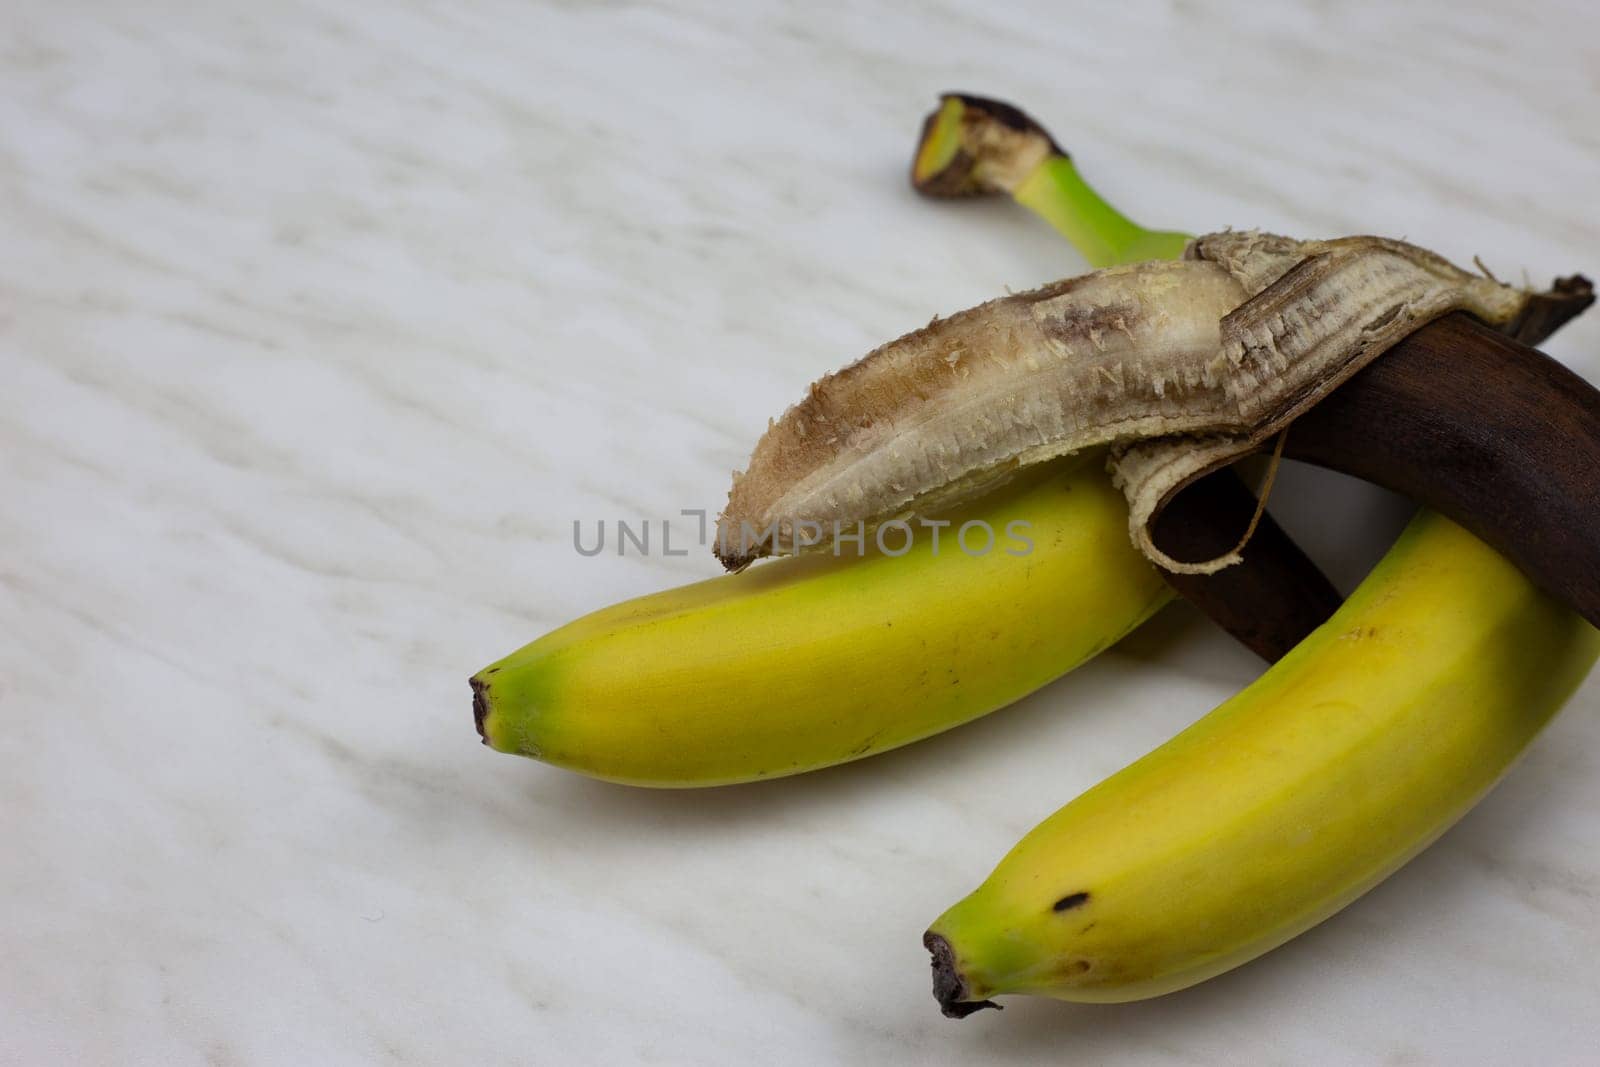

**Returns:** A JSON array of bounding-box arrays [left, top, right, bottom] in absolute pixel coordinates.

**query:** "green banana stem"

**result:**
[[912, 94, 1189, 267], [1013, 157, 1191, 267]]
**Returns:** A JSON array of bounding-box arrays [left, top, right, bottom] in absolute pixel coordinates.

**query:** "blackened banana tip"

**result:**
[[470, 675, 491, 745], [924, 931, 1001, 1019]]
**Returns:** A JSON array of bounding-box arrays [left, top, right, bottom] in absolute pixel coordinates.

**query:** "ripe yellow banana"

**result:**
[[927, 512, 1599, 1011], [914, 93, 1599, 1014], [473, 458, 1168, 786]]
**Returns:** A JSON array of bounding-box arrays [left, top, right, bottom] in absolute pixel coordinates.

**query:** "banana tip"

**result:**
[[923, 931, 1000, 1019], [713, 542, 756, 573], [470, 674, 491, 745]]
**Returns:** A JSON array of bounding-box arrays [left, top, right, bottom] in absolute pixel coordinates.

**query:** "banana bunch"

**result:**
[[471, 94, 1599, 1014]]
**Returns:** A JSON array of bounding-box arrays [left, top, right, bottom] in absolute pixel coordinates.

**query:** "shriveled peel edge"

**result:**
[[1114, 236, 1594, 574]]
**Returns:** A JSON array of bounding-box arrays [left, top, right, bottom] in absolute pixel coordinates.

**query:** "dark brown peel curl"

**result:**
[[1151, 467, 1343, 661], [1148, 310, 1600, 651], [1285, 312, 1600, 627], [1111, 233, 1576, 574], [1505, 274, 1594, 344]]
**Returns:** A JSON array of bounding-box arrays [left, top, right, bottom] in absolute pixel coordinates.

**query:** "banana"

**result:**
[[926, 512, 1599, 1011], [473, 457, 1169, 786], [914, 93, 1599, 1014]]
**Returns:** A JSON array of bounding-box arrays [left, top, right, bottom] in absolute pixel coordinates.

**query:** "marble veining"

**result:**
[[2, 1, 1598, 1062]]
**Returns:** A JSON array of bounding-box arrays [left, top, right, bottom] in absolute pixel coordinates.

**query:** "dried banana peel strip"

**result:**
[[717, 233, 1576, 573]]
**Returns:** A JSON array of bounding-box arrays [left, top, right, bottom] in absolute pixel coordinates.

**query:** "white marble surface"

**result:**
[[4, 2, 1599, 1063]]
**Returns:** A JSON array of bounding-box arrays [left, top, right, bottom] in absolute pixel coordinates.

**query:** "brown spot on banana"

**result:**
[[716, 233, 1577, 573], [1052, 891, 1090, 912]]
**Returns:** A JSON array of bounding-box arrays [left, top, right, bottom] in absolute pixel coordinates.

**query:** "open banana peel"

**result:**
[[713, 228, 1592, 580], [470, 94, 1600, 1017]]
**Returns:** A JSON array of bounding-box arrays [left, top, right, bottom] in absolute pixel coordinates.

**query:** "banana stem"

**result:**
[[911, 93, 1190, 267], [1012, 157, 1190, 268]]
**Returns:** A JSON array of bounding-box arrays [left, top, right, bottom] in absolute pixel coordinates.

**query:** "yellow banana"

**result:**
[[473, 458, 1169, 786], [927, 512, 1599, 1011]]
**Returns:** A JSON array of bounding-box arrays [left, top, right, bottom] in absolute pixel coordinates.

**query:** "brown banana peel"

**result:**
[[714, 232, 1590, 586]]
